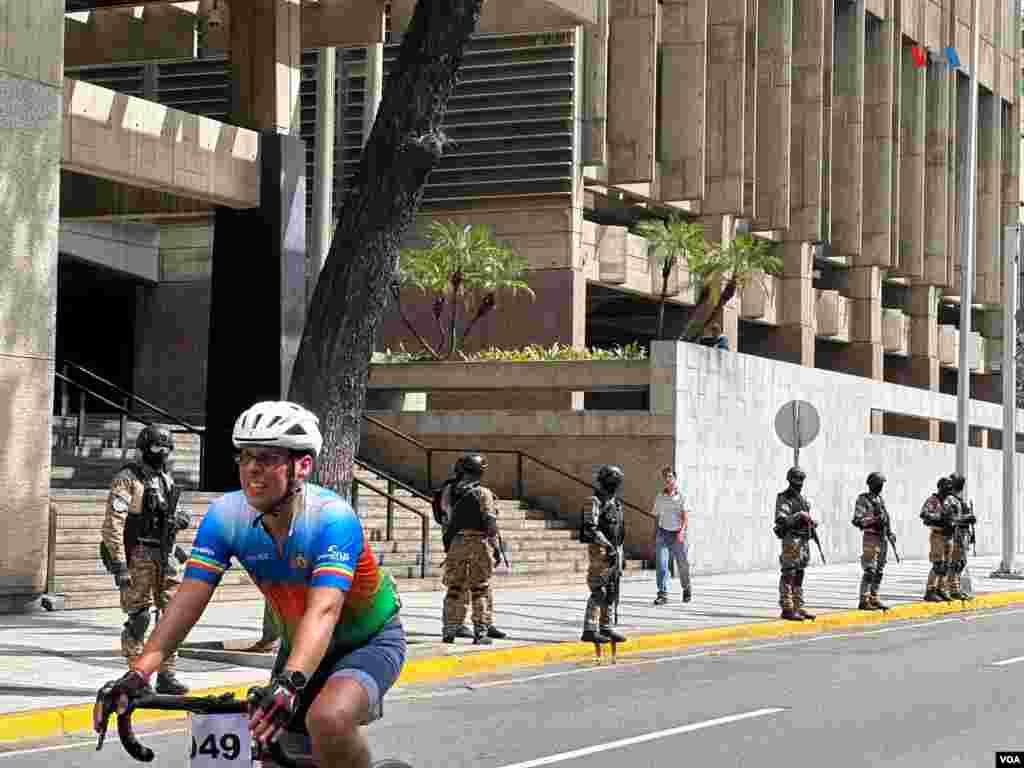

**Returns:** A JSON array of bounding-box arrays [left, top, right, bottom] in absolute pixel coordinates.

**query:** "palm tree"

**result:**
[[681, 233, 783, 342], [399, 220, 535, 359], [633, 214, 709, 339]]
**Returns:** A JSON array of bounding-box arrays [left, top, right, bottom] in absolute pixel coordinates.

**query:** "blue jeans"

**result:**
[[655, 527, 690, 597]]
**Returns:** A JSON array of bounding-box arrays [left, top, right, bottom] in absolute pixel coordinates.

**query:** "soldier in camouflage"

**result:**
[[441, 454, 502, 645], [100, 425, 190, 694], [920, 476, 954, 602], [437, 457, 506, 642], [851, 472, 892, 610], [774, 467, 817, 621], [580, 465, 627, 645], [947, 473, 975, 600]]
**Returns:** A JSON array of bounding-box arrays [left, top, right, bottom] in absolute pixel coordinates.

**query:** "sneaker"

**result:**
[[442, 632, 456, 644], [780, 609, 804, 621], [486, 625, 508, 639], [454, 625, 474, 639], [653, 594, 668, 606], [156, 672, 189, 695]]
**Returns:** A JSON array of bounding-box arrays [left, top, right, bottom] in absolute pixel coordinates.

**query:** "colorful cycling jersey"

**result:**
[[184, 484, 401, 654]]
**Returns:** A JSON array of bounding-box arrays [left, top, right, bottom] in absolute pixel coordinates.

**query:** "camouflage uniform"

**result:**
[[101, 461, 184, 676], [852, 488, 889, 610], [581, 494, 626, 641], [774, 482, 815, 621], [948, 492, 975, 599], [442, 481, 499, 643], [920, 486, 954, 601]]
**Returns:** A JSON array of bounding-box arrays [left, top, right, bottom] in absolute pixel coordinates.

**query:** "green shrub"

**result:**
[[372, 342, 647, 364]]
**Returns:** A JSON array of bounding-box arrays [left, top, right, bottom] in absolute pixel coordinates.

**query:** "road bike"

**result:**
[[95, 690, 413, 768]]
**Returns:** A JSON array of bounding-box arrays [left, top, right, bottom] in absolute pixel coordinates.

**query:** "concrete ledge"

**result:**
[[5, 591, 1023, 746], [62, 78, 260, 210], [368, 360, 651, 392]]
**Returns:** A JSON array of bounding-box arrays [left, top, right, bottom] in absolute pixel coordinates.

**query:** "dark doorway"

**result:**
[[55, 255, 140, 414]]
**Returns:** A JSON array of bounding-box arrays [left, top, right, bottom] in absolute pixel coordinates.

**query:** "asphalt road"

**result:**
[[5, 607, 1024, 768]]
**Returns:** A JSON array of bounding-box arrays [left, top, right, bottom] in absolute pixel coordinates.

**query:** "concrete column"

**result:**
[[753, 0, 792, 230], [788, 0, 826, 242], [362, 42, 384, 146], [975, 89, 1001, 305], [897, 42, 926, 280], [229, 0, 301, 134], [205, 0, 306, 490], [702, 0, 746, 214], [861, 10, 894, 267], [310, 47, 337, 309], [765, 241, 815, 366], [831, 0, 865, 263], [836, 265, 883, 380], [0, 0, 64, 611]]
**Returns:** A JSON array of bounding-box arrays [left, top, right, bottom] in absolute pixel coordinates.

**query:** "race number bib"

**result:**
[[188, 714, 251, 767]]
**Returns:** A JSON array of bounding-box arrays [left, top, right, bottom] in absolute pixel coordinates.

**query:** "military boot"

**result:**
[[455, 625, 474, 639], [487, 625, 508, 639], [794, 573, 815, 620], [473, 626, 493, 645], [858, 575, 877, 610], [600, 627, 627, 643], [156, 671, 188, 695], [923, 589, 945, 602], [581, 628, 611, 644], [780, 573, 802, 621]]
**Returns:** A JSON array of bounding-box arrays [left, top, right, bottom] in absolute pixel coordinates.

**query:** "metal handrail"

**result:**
[[360, 414, 654, 519], [62, 360, 204, 434], [55, 362, 206, 483], [351, 476, 431, 579], [354, 457, 430, 501]]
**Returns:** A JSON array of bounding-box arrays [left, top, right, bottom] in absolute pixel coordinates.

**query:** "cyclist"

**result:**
[[94, 401, 407, 768]]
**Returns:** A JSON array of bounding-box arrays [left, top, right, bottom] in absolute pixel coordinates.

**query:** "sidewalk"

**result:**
[[1, 555, 1022, 744]]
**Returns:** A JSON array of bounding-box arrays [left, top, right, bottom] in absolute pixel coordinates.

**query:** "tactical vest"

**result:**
[[446, 481, 494, 545], [581, 495, 623, 547], [773, 490, 810, 539], [853, 493, 887, 532], [122, 463, 177, 551]]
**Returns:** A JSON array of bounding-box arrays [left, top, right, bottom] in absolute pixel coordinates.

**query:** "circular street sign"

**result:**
[[774, 400, 821, 450]]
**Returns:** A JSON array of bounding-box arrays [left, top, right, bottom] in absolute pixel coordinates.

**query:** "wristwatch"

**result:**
[[280, 670, 308, 692]]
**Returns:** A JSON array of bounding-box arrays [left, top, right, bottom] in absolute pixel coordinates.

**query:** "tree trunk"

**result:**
[[656, 263, 671, 340], [288, 0, 484, 497], [392, 285, 441, 359]]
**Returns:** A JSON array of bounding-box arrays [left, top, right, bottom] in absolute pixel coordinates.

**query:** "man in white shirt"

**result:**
[[652, 467, 691, 605]]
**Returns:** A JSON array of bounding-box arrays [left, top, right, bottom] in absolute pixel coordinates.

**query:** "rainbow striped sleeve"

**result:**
[[183, 502, 234, 586], [309, 503, 362, 591]]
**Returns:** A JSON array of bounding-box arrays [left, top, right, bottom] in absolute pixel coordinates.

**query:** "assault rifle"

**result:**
[[881, 513, 900, 564], [968, 501, 977, 556], [154, 482, 187, 623], [495, 532, 511, 570], [808, 523, 826, 565]]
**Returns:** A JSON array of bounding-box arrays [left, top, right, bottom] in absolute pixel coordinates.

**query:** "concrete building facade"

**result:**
[[0, 0, 1021, 608]]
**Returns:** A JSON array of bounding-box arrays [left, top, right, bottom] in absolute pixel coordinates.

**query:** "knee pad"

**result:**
[[124, 609, 150, 643], [590, 588, 608, 605]]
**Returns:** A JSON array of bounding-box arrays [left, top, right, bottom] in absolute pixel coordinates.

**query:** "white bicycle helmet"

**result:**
[[231, 401, 323, 457]]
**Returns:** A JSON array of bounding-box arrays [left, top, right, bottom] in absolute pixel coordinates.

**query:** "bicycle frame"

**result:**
[[95, 691, 306, 767]]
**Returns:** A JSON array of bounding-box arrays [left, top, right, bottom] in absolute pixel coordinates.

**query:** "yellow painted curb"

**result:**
[[4, 591, 1024, 746], [392, 590, 1024, 686]]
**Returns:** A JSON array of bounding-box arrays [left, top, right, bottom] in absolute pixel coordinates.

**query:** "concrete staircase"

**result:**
[[48, 414, 646, 609]]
